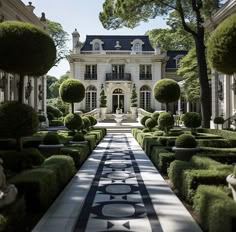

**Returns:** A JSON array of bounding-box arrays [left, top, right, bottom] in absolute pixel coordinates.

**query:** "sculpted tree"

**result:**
[[100, 0, 223, 128]]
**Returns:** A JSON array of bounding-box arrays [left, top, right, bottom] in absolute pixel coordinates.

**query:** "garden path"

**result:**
[[33, 133, 202, 232]]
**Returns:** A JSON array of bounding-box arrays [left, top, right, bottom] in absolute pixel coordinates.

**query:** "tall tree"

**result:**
[[177, 48, 200, 102], [99, 0, 222, 128], [46, 20, 69, 66]]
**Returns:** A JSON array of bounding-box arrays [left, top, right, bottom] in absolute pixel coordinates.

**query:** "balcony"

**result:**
[[84, 73, 97, 80], [106, 73, 131, 81], [139, 74, 152, 80]]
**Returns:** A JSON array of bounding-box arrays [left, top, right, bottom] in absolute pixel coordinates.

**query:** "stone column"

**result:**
[[177, 99, 181, 113], [223, 74, 231, 127], [187, 102, 190, 112], [211, 70, 219, 119], [42, 75, 47, 115], [34, 77, 38, 112]]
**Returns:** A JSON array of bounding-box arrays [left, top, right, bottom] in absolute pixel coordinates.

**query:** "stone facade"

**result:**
[[67, 31, 187, 114], [204, 0, 236, 127], [0, 0, 47, 115]]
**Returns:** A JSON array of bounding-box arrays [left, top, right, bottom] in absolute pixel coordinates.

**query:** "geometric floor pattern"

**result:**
[[33, 133, 202, 232], [74, 134, 162, 231]]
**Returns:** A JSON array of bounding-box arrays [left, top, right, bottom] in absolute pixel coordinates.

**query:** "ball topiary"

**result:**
[[72, 132, 85, 141], [207, 13, 236, 74], [145, 118, 157, 131], [59, 79, 85, 113], [47, 105, 62, 118], [43, 132, 60, 145], [64, 113, 82, 132], [82, 116, 91, 130], [175, 134, 197, 148], [183, 112, 201, 134], [154, 79, 180, 111], [152, 112, 160, 121], [140, 115, 151, 126], [0, 101, 39, 150], [158, 112, 174, 135], [214, 116, 224, 125], [87, 115, 97, 126], [38, 114, 46, 123]]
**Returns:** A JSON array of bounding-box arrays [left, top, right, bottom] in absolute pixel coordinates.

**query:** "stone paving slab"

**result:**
[[33, 133, 202, 232]]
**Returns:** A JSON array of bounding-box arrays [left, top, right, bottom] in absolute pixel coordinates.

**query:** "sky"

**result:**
[[22, 0, 168, 78]]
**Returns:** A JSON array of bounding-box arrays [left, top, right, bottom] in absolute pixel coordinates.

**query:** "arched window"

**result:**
[[85, 85, 97, 111], [94, 42, 100, 51], [140, 85, 151, 110]]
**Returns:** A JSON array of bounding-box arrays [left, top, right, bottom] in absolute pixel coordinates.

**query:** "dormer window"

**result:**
[[131, 39, 144, 52], [90, 39, 104, 51]]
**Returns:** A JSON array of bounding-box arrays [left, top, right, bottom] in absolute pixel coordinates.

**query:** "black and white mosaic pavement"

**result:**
[[74, 134, 162, 232]]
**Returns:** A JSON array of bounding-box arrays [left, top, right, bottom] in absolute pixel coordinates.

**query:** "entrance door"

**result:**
[[112, 89, 125, 113]]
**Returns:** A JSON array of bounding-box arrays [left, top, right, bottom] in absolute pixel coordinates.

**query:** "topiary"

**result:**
[[47, 112, 54, 121], [214, 116, 224, 129], [99, 87, 107, 107], [183, 112, 201, 134], [0, 101, 39, 151], [59, 79, 85, 113], [64, 113, 82, 132], [153, 130, 164, 136], [142, 128, 150, 133], [87, 115, 97, 126], [0, 21, 56, 103], [38, 114, 46, 123], [47, 105, 62, 118], [130, 84, 138, 107], [140, 116, 151, 126], [154, 78, 180, 111], [207, 13, 236, 74], [175, 134, 197, 148], [158, 112, 174, 135], [152, 112, 160, 121], [43, 132, 60, 145], [145, 118, 157, 131], [82, 116, 91, 130], [72, 132, 85, 141]]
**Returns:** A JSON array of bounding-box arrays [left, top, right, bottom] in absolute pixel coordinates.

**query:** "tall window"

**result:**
[[85, 86, 97, 111], [134, 43, 141, 52], [94, 42, 100, 51], [85, 65, 97, 80], [140, 85, 151, 110], [140, 65, 152, 80]]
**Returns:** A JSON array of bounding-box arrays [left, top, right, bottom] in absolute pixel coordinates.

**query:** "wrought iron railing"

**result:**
[[106, 73, 131, 81]]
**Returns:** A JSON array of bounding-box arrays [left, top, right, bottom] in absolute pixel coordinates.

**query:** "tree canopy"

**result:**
[[46, 20, 69, 66]]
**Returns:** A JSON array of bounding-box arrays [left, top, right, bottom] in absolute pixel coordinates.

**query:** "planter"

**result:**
[[116, 109, 122, 114], [38, 144, 64, 156], [226, 174, 236, 201], [172, 146, 200, 161], [100, 107, 107, 120], [130, 107, 137, 119]]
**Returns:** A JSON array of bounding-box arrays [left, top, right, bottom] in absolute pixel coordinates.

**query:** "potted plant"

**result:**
[[214, 116, 224, 129], [130, 84, 138, 119], [226, 166, 236, 201], [99, 84, 107, 119], [172, 134, 200, 161]]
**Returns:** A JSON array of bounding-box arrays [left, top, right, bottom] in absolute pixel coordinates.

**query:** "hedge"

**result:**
[[153, 152, 175, 174], [197, 139, 231, 148], [150, 147, 169, 167], [193, 185, 236, 232], [143, 137, 161, 156]]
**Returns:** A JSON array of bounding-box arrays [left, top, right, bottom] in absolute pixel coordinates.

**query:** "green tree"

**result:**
[[0, 21, 56, 103], [46, 20, 69, 66], [47, 75, 57, 98], [177, 48, 200, 102], [99, 0, 223, 128], [99, 85, 107, 107], [130, 83, 138, 107]]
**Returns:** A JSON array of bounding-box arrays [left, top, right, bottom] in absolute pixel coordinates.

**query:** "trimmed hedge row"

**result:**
[[193, 185, 236, 232]]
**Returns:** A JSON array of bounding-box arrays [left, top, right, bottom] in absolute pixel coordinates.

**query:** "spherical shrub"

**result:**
[[82, 117, 91, 130], [158, 112, 174, 134], [0, 101, 39, 139], [0, 21, 56, 75], [140, 115, 151, 126], [214, 116, 224, 124], [154, 79, 180, 105], [59, 79, 85, 103], [64, 113, 82, 131], [180, 114, 186, 122], [183, 112, 201, 130], [72, 132, 85, 141], [47, 105, 62, 118], [38, 114, 46, 123], [145, 118, 157, 130], [175, 134, 197, 148], [152, 112, 160, 121], [87, 115, 97, 126], [43, 132, 60, 145], [207, 13, 236, 74]]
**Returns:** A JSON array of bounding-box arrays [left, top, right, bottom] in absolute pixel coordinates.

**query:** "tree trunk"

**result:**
[[16, 137, 23, 152], [194, 30, 211, 128], [166, 103, 169, 112], [71, 103, 74, 114], [18, 74, 24, 103]]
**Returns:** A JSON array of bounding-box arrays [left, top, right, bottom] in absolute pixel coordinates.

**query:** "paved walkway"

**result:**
[[33, 133, 202, 232]]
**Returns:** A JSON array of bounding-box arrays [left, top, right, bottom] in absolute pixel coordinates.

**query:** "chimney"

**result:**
[[26, 2, 35, 13]]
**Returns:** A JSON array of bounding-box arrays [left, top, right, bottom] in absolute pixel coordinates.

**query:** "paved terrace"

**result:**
[[33, 132, 202, 232]]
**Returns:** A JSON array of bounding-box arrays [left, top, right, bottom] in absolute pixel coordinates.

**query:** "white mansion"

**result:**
[[67, 31, 187, 114], [0, 0, 47, 116]]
